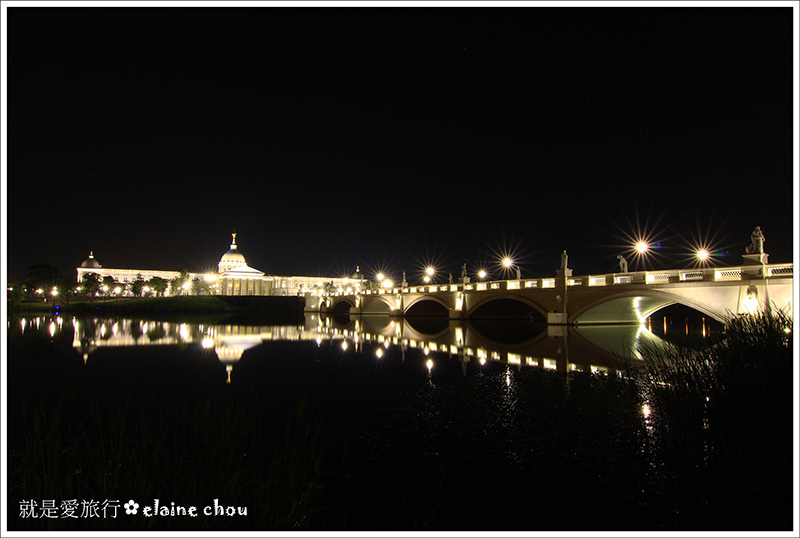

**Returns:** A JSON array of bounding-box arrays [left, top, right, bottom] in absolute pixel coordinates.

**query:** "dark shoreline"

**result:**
[[10, 295, 306, 323]]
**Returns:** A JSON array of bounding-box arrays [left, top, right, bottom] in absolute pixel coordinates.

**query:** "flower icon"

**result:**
[[124, 500, 139, 515]]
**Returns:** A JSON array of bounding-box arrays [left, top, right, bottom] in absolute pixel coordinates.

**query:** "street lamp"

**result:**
[[502, 258, 521, 280], [478, 270, 487, 280], [635, 242, 649, 254], [696, 249, 709, 261], [425, 266, 435, 283]]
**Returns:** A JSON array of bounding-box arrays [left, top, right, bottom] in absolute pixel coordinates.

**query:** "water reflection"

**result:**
[[8, 312, 723, 381]]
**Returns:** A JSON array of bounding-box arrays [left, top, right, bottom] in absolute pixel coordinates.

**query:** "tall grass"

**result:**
[[7, 380, 331, 530], [637, 310, 794, 529]]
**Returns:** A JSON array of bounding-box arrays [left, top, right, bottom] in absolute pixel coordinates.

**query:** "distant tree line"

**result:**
[[7, 264, 211, 306]]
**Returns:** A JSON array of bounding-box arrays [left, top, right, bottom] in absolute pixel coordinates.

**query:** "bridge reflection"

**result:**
[[31, 313, 699, 379]]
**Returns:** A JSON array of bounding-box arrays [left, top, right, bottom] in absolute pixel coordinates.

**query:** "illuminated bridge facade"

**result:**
[[305, 262, 794, 324]]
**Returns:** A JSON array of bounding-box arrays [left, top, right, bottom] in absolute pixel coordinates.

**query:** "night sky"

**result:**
[[4, 4, 797, 284]]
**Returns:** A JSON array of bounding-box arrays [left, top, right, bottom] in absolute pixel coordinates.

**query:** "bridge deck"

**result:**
[[330, 263, 793, 297], [309, 263, 793, 323]]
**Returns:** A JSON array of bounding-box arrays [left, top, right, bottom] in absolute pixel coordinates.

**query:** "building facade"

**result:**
[[76, 234, 357, 297]]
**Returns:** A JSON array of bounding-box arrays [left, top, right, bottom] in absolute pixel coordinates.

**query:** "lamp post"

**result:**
[[502, 258, 521, 280]]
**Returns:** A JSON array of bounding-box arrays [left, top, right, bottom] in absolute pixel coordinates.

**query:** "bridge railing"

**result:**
[[320, 263, 792, 297]]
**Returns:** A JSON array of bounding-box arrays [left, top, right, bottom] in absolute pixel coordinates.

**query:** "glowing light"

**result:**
[[426, 359, 433, 370], [375, 348, 383, 359], [642, 403, 652, 418], [382, 279, 393, 288], [202, 336, 214, 349], [478, 270, 487, 279], [49, 322, 56, 337], [502, 257, 513, 268], [635, 242, 649, 253], [204, 274, 217, 282], [376, 273, 384, 281], [425, 266, 435, 276], [696, 249, 709, 261], [742, 294, 759, 315]]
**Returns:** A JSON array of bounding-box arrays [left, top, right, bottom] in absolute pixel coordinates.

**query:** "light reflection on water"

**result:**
[[7, 310, 730, 522], [8, 312, 723, 376]]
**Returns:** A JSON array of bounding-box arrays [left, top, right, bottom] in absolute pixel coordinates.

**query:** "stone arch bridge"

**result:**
[[305, 262, 793, 324]]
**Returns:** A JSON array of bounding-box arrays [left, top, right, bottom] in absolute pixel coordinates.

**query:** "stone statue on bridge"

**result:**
[[561, 250, 568, 269], [746, 226, 765, 254], [617, 255, 628, 273], [448, 273, 454, 285]]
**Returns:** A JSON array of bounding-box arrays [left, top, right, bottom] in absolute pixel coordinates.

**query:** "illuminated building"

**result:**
[[76, 234, 356, 297]]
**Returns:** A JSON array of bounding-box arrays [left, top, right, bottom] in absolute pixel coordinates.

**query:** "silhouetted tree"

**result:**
[[102, 276, 117, 298], [82, 273, 102, 301], [192, 278, 211, 295], [130, 274, 146, 297], [150, 276, 168, 297], [22, 264, 61, 299]]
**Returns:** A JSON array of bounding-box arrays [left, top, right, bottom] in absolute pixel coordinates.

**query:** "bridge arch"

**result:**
[[361, 295, 394, 314], [403, 295, 453, 315], [467, 294, 549, 319], [572, 290, 728, 324], [329, 296, 356, 314]]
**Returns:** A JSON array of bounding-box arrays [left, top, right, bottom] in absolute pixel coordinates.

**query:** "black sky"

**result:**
[[4, 5, 797, 283]]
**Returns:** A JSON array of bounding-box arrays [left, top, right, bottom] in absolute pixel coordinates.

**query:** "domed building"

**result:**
[[215, 233, 273, 296], [76, 251, 184, 290], [80, 251, 102, 269], [77, 232, 356, 297], [218, 234, 247, 273]]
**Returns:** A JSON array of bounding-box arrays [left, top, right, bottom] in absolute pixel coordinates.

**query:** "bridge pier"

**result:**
[[547, 312, 569, 324]]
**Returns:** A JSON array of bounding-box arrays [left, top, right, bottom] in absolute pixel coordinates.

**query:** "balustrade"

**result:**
[[316, 263, 791, 299]]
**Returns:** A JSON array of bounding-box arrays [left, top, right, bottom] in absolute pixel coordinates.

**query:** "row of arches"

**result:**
[[320, 294, 726, 323]]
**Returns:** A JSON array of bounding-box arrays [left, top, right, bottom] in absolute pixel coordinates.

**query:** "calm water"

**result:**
[[14, 310, 785, 531], [7, 309, 723, 380]]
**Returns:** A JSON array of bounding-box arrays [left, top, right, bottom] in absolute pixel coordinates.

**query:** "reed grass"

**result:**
[[636, 310, 794, 529], [8, 378, 331, 530]]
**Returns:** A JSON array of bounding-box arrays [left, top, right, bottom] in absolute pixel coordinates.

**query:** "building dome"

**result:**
[[80, 251, 102, 269], [218, 233, 247, 273]]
